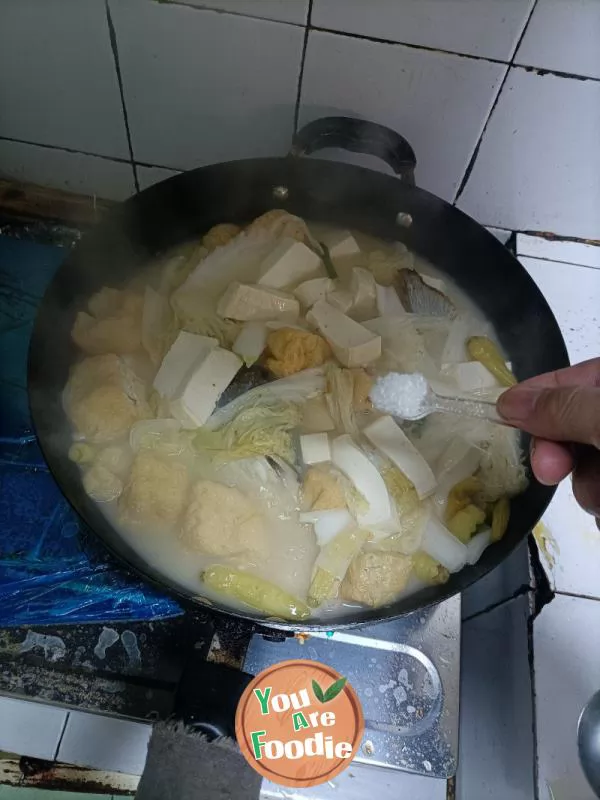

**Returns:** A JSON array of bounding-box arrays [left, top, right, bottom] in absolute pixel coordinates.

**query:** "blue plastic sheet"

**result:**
[[0, 233, 182, 626]]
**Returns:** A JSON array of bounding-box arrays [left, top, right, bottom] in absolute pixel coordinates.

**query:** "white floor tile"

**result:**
[[517, 234, 600, 270], [458, 595, 534, 799], [182, 0, 309, 25], [137, 165, 182, 192], [0, 140, 135, 201], [110, 0, 304, 170], [519, 257, 600, 366], [457, 67, 600, 240], [0, 697, 68, 761], [516, 0, 600, 80], [0, 0, 129, 159], [486, 227, 512, 245], [312, 0, 534, 61], [299, 31, 506, 201], [519, 256, 600, 598], [534, 594, 600, 800], [57, 710, 151, 775]]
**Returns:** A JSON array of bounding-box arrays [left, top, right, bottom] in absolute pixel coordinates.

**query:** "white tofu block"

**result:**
[[257, 237, 323, 289], [349, 267, 377, 320], [442, 361, 498, 392], [170, 347, 242, 428], [364, 415, 437, 499], [376, 283, 406, 316], [217, 282, 299, 322], [294, 277, 335, 308], [307, 300, 381, 368], [327, 288, 354, 314], [153, 331, 218, 399], [322, 230, 360, 264], [232, 322, 268, 366], [300, 432, 331, 465]]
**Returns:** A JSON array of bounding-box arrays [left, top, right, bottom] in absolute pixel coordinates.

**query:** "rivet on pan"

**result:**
[[396, 212, 413, 228], [273, 185, 289, 200]]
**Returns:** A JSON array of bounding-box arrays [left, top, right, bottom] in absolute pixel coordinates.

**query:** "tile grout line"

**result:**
[[452, 0, 541, 205], [53, 710, 71, 761], [105, 0, 140, 193], [0, 134, 133, 166], [292, 1, 314, 135], [152, 0, 305, 29], [462, 583, 532, 623], [517, 252, 600, 271], [555, 589, 600, 603]]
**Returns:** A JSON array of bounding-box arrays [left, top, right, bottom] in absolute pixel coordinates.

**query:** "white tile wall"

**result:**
[[0, 140, 135, 201], [0, 696, 68, 760], [518, 234, 600, 270], [109, 0, 304, 171], [57, 710, 151, 775], [312, 0, 535, 61], [182, 0, 309, 25], [0, 0, 129, 159], [299, 30, 507, 201], [137, 165, 182, 192], [519, 255, 600, 598], [457, 67, 600, 240], [516, 0, 600, 80], [535, 594, 600, 800]]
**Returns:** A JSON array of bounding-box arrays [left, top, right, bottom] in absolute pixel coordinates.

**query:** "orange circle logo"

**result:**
[[236, 659, 364, 788]]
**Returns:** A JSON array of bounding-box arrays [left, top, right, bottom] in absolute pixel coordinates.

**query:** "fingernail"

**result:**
[[497, 387, 541, 421]]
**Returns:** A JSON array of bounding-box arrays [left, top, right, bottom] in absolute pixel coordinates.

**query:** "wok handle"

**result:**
[[291, 116, 416, 184]]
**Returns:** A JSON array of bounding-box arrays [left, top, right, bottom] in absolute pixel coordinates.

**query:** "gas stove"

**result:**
[[245, 597, 460, 781]]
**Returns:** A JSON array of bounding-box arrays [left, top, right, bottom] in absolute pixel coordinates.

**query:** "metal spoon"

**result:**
[[578, 689, 600, 797], [370, 372, 506, 425]]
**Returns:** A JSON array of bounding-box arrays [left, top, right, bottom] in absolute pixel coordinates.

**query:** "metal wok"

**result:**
[[28, 117, 569, 630]]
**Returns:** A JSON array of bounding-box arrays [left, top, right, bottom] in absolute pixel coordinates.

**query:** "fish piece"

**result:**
[[395, 269, 456, 318]]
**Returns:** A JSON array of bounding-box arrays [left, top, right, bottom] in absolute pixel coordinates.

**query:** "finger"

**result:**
[[516, 358, 600, 390], [572, 449, 600, 518], [531, 438, 574, 485], [497, 385, 600, 447]]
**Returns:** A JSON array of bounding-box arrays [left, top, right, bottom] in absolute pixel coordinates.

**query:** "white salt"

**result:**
[[370, 372, 429, 419]]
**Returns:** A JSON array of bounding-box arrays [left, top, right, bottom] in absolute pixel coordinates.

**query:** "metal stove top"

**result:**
[[245, 594, 460, 781]]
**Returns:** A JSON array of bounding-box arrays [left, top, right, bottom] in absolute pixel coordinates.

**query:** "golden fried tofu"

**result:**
[[180, 480, 267, 558], [265, 327, 331, 378], [202, 223, 242, 252], [341, 551, 413, 607], [72, 287, 143, 355], [302, 467, 345, 511], [247, 209, 310, 244], [120, 451, 189, 526], [65, 354, 150, 443], [350, 368, 373, 412]]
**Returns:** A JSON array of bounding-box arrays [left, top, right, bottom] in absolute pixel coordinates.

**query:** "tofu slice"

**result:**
[[307, 300, 381, 368], [170, 347, 242, 428], [376, 283, 406, 316], [349, 267, 377, 320], [421, 274, 447, 293], [300, 433, 331, 466], [364, 415, 437, 499], [294, 277, 335, 308], [217, 282, 300, 322], [257, 237, 323, 289], [153, 331, 218, 398], [321, 230, 360, 266], [327, 288, 354, 314], [441, 361, 500, 392]]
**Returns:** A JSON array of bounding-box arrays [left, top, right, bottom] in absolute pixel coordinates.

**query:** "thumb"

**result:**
[[497, 385, 600, 448]]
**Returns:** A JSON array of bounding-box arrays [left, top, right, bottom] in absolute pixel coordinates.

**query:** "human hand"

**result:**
[[497, 358, 600, 521]]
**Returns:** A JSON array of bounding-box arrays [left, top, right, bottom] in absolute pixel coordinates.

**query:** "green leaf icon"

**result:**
[[323, 677, 347, 702], [312, 679, 325, 703]]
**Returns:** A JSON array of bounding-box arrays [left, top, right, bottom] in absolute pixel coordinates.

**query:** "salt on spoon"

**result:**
[[370, 372, 505, 424]]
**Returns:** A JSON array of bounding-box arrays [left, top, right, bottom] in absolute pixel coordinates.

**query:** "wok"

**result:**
[[28, 117, 569, 631]]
